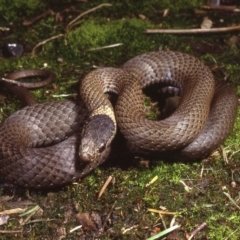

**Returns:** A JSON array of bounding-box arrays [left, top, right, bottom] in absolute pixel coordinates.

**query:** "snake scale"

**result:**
[[0, 51, 238, 188]]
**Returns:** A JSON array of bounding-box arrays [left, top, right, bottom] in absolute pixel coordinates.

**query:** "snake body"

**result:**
[[117, 51, 238, 159], [0, 51, 238, 188]]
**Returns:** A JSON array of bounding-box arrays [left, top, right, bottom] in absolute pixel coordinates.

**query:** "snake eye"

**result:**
[[98, 143, 106, 153]]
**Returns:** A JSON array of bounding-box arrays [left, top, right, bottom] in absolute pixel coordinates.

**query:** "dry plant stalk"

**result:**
[[145, 25, 240, 34], [31, 3, 112, 56]]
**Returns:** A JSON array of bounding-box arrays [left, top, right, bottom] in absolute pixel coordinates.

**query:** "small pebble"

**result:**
[[2, 43, 24, 57]]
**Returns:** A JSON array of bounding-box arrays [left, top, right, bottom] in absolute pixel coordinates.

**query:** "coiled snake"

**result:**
[[0, 51, 238, 188]]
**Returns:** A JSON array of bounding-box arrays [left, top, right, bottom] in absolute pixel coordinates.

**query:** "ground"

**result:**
[[0, 0, 240, 239]]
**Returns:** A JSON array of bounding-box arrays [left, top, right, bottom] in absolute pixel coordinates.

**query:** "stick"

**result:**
[[145, 25, 240, 34], [0, 230, 22, 234], [23, 9, 54, 26], [66, 3, 112, 32], [98, 176, 113, 199], [31, 4, 112, 55], [31, 34, 64, 57], [202, 5, 240, 12], [0, 27, 10, 31], [187, 222, 207, 240]]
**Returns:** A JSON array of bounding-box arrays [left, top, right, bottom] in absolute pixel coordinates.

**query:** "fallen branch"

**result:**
[[202, 5, 240, 12], [23, 9, 54, 26], [31, 34, 64, 57], [66, 3, 112, 32], [145, 25, 240, 34], [187, 222, 207, 240], [31, 3, 112, 56], [0, 27, 10, 31], [0, 230, 22, 234]]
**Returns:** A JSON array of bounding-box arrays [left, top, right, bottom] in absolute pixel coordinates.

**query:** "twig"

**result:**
[[22, 218, 56, 225], [31, 3, 112, 56], [87, 43, 123, 51], [218, 146, 228, 164], [223, 192, 240, 210], [69, 225, 82, 233], [225, 227, 240, 240], [122, 225, 138, 234], [145, 25, 240, 34], [0, 208, 26, 215], [148, 208, 179, 215], [0, 27, 10, 31], [179, 180, 192, 192], [98, 176, 113, 199], [145, 175, 158, 187], [187, 222, 207, 240], [100, 200, 117, 233], [52, 93, 77, 98], [0, 230, 22, 234], [31, 34, 64, 57], [202, 5, 240, 12], [23, 9, 54, 26], [66, 3, 112, 32]]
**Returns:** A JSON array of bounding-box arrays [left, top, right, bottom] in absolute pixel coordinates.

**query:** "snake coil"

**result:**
[[0, 51, 238, 188]]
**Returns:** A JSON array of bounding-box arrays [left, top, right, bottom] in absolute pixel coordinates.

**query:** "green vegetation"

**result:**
[[0, 0, 240, 239], [0, 0, 44, 22]]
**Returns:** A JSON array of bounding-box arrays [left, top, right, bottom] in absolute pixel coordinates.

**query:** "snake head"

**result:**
[[79, 114, 116, 162]]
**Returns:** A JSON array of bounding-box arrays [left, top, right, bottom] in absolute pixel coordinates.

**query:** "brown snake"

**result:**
[[0, 51, 238, 188]]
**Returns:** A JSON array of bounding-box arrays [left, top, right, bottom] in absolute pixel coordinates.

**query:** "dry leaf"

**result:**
[[163, 9, 169, 17], [201, 17, 213, 29], [138, 14, 146, 20], [228, 35, 239, 46], [0, 208, 26, 215], [0, 215, 9, 225], [75, 212, 97, 231]]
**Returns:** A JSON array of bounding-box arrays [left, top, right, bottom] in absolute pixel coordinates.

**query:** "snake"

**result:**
[[0, 51, 238, 188]]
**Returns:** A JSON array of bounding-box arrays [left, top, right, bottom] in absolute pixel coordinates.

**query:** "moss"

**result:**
[[64, 18, 156, 62], [0, 0, 45, 22], [208, 212, 240, 239]]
